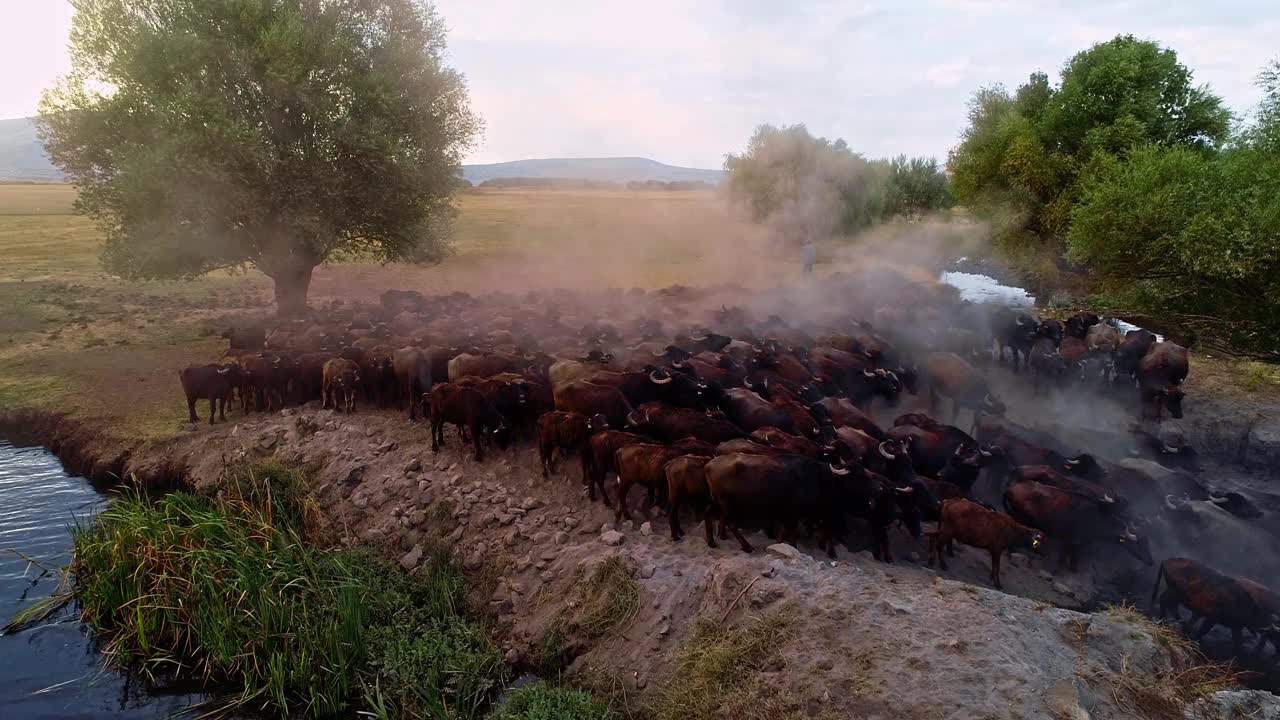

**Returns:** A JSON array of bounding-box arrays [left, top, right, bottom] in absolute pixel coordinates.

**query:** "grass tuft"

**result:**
[[1093, 603, 1240, 720], [653, 611, 793, 720], [493, 681, 617, 720]]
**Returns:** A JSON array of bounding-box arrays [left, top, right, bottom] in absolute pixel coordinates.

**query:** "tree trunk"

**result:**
[[267, 258, 315, 318]]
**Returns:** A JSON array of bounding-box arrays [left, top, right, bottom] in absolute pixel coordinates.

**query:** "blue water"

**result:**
[[0, 442, 203, 718]]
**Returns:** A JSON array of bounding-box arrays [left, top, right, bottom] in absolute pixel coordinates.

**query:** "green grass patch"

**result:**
[[493, 681, 616, 720], [653, 612, 794, 720], [68, 462, 508, 718]]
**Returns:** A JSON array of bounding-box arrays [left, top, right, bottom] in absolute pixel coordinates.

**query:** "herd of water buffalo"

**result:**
[[177, 271, 1275, 661]]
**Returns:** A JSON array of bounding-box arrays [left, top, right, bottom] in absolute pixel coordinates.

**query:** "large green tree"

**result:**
[[1066, 61, 1280, 355], [39, 0, 480, 315], [948, 35, 1231, 252]]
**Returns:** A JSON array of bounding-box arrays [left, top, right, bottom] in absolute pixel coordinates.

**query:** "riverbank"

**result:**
[[5, 405, 1276, 719]]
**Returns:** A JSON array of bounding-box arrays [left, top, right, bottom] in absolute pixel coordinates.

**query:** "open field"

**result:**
[[0, 184, 790, 440], [1, 183, 1275, 444]]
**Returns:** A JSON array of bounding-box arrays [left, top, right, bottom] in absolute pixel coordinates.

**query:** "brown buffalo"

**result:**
[[392, 347, 434, 421], [1151, 557, 1280, 655], [536, 411, 590, 478], [923, 352, 1005, 423], [1003, 480, 1150, 571], [1138, 342, 1188, 421], [928, 498, 1043, 589], [554, 380, 635, 430], [665, 455, 715, 545], [584, 429, 648, 506], [322, 358, 360, 413], [614, 439, 716, 522], [179, 363, 242, 424], [428, 383, 511, 461]]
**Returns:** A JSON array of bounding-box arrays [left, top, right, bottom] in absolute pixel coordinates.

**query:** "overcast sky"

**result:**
[[2, 0, 1276, 168]]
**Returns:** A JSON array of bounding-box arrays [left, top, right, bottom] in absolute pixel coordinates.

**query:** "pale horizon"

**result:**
[[1, 1, 1276, 168]]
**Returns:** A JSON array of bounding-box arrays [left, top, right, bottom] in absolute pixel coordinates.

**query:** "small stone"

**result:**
[[640, 522, 652, 536], [520, 496, 541, 511], [366, 427, 376, 438], [1053, 582, 1074, 597], [504, 648, 520, 664], [503, 529, 520, 547], [495, 512, 514, 526], [767, 543, 802, 560], [541, 548, 559, 561], [600, 522, 614, 533], [353, 495, 369, 509], [463, 551, 485, 571], [400, 544, 423, 571], [1039, 570, 1055, 581], [673, 568, 682, 577], [404, 458, 422, 472], [658, 623, 670, 636], [879, 599, 914, 615], [600, 530, 625, 546], [540, 570, 555, 582], [621, 520, 634, 532], [816, 658, 834, 671], [563, 515, 580, 529], [448, 526, 464, 542], [554, 531, 569, 545], [532, 532, 551, 544], [639, 563, 656, 580], [418, 480, 430, 493]]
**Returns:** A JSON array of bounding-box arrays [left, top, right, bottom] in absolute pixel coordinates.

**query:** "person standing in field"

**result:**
[[802, 239, 816, 275]]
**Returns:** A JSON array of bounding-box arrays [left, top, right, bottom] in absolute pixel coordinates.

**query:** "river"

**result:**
[[0, 442, 203, 718]]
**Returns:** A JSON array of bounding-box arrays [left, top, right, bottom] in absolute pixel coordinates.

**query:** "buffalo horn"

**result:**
[[863, 370, 876, 378], [650, 370, 672, 385], [829, 463, 850, 476], [878, 441, 896, 460]]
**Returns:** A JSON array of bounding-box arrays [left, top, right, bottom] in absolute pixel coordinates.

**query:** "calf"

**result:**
[[928, 498, 1044, 589], [322, 358, 360, 413], [1003, 480, 1150, 571], [428, 383, 511, 461], [536, 411, 589, 478], [665, 455, 715, 545], [614, 439, 716, 522], [585, 429, 649, 507], [179, 363, 242, 424], [748, 427, 832, 460]]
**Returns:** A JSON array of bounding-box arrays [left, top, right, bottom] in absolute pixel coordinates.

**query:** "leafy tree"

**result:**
[[949, 36, 1230, 253], [39, 0, 480, 315], [884, 155, 952, 218], [1067, 65, 1280, 355]]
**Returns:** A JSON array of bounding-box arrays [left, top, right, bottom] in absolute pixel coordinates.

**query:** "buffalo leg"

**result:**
[[207, 396, 217, 425], [187, 396, 199, 424], [990, 550, 1003, 589], [668, 494, 683, 541], [615, 481, 633, 523], [726, 523, 753, 554], [703, 514, 717, 549], [217, 396, 227, 422]]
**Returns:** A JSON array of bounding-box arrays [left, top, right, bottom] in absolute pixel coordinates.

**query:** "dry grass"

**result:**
[[653, 610, 795, 720], [578, 556, 641, 639], [1091, 604, 1240, 720]]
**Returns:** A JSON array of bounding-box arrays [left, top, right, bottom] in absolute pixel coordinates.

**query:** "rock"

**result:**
[[503, 529, 521, 547], [404, 458, 422, 472], [640, 521, 653, 536], [600, 530, 625, 546], [447, 526, 464, 543], [1053, 582, 1074, 597], [343, 466, 364, 486], [658, 623, 670, 636], [767, 543, 802, 560], [258, 434, 277, 450], [504, 648, 520, 664], [554, 531, 569, 545], [600, 522, 614, 533], [563, 515, 580, 529], [1186, 690, 1280, 720], [353, 495, 369, 510], [463, 551, 485, 571], [540, 548, 559, 561], [621, 520, 633, 531], [418, 480, 430, 493], [495, 512, 514, 526], [400, 544, 424, 571], [1044, 678, 1090, 720], [816, 658, 834, 671], [639, 563, 656, 580], [540, 570, 555, 582], [1039, 570, 1054, 581], [366, 427, 376, 438], [520, 496, 541, 511]]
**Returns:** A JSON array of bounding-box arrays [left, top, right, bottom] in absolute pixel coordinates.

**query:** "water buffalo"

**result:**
[[928, 498, 1043, 589], [1138, 342, 1188, 421]]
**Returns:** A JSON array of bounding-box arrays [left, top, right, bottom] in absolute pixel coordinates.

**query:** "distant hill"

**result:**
[[0, 117, 60, 181], [0, 116, 724, 185], [460, 157, 723, 185]]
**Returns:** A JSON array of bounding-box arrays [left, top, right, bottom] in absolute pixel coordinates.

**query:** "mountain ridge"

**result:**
[[0, 117, 723, 184]]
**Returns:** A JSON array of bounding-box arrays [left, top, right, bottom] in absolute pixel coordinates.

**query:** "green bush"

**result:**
[[494, 682, 616, 720]]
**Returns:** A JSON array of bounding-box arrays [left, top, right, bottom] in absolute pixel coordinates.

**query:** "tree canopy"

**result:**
[[39, 0, 480, 314], [948, 35, 1230, 253]]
